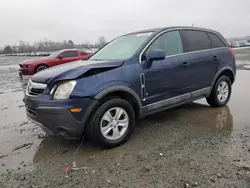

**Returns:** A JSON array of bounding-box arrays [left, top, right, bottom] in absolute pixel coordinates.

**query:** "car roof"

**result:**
[[59, 49, 79, 52], [62, 49, 78, 51], [126, 26, 220, 35]]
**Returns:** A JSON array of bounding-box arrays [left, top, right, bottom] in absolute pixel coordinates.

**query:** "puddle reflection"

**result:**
[[33, 102, 233, 164], [179, 103, 233, 136]]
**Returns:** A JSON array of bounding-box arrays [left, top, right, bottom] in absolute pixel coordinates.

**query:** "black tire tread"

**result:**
[[87, 98, 135, 148], [206, 76, 232, 107], [35, 64, 48, 73]]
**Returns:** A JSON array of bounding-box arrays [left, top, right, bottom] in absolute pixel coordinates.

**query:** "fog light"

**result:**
[[70, 108, 82, 113]]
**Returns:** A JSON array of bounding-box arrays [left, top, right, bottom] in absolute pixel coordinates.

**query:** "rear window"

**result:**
[[208, 33, 226, 48], [180, 30, 212, 52]]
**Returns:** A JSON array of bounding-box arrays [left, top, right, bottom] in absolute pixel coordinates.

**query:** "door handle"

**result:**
[[181, 62, 189, 67], [213, 56, 218, 61]]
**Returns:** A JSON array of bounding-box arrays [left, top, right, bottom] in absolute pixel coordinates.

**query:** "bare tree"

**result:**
[[3, 37, 107, 53], [96, 36, 107, 48], [4, 45, 13, 54]]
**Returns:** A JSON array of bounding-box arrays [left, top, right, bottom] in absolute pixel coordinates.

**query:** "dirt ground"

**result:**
[[1, 49, 250, 188]]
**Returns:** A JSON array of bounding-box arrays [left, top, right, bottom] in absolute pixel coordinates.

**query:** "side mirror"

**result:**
[[146, 49, 165, 62], [145, 49, 165, 68], [58, 54, 63, 59]]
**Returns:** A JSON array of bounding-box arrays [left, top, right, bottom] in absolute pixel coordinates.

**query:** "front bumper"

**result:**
[[19, 67, 34, 76], [25, 94, 98, 139]]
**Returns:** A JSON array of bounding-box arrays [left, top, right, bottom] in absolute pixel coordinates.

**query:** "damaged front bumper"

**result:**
[[25, 93, 98, 139]]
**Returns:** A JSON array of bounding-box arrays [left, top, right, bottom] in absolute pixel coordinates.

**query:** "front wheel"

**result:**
[[206, 76, 232, 107], [35, 64, 48, 73], [87, 98, 135, 148]]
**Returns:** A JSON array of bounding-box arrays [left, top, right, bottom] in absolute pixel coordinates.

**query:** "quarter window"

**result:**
[[146, 31, 183, 57], [61, 51, 78, 57], [80, 51, 88, 55], [180, 30, 212, 52], [208, 33, 226, 48]]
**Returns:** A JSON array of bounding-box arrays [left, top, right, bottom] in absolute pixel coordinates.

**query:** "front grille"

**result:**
[[26, 105, 36, 116], [27, 80, 47, 96], [29, 88, 44, 95]]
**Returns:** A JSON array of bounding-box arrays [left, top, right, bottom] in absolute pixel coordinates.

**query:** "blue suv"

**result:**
[[25, 27, 236, 148]]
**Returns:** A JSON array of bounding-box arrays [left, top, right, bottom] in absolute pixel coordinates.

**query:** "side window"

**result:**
[[146, 31, 183, 57], [180, 30, 211, 52], [61, 51, 78, 57], [208, 33, 226, 48]]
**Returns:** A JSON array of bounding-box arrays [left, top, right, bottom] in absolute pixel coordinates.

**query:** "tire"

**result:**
[[35, 64, 48, 73], [206, 76, 232, 107], [87, 98, 135, 148]]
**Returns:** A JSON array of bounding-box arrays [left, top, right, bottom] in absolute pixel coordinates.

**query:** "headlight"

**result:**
[[52, 81, 76, 100], [25, 65, 31, 68]]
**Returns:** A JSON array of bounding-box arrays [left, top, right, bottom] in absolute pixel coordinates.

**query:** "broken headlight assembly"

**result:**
[[51, 80, 76, 100]]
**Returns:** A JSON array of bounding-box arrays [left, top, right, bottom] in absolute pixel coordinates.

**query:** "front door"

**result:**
[[59, 50, 79, 64], [54, 50, 79, 66], [142, 31, 192, 107]]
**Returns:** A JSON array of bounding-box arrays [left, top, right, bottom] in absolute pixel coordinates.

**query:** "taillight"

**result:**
[[229, 47, 235, 56]]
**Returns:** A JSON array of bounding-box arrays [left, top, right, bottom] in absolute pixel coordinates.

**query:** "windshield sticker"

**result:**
[[136, 32, 152, 37]]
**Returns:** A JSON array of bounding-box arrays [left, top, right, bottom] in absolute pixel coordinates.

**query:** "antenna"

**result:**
[[192, 23, 194, 27]]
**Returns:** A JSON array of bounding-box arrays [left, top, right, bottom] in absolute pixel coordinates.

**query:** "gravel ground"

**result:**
[[1, 49, 250, 188]]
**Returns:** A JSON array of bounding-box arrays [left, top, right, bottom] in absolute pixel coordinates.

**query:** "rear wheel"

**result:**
[[35, 64, 48, 73], [206, 76, 232, 107], [87, 98, 135, 148]]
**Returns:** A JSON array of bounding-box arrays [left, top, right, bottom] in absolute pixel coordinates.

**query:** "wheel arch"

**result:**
[[95, 86, 143, 119], [35, 63, 49, 72], [212, 67, 235, 86]]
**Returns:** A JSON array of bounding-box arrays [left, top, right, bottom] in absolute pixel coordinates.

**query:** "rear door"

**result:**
[[180, 30, 217, 92], [142, 30, 192, 105], [207, 32, 228, 69]]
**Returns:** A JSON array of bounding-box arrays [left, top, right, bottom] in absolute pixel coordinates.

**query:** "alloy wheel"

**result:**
[[100, 107, 129, 141]]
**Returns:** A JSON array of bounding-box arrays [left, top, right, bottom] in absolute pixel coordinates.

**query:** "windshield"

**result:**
[[48, 51, 62, 58], [90, 32, 154, 61]]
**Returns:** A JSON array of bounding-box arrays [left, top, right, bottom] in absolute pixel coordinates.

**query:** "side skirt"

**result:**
[[140, 87, 210, 117]]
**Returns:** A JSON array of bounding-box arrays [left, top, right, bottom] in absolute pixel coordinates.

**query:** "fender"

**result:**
[[95, 85, 142, 108], [209, 66, 235, 93]]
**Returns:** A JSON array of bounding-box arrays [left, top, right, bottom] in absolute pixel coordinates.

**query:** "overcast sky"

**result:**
[[1, 0, 250, 46]]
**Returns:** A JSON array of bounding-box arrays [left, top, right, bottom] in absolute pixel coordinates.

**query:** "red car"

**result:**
[[19, 49, 92, 76]]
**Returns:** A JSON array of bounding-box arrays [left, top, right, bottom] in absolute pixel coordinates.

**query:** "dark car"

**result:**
[[24, 26, 236, 148], [19, 49, 92, 76]]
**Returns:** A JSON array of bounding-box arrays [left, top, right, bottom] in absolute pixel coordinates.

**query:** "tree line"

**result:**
[[1, 36, 107, 54]]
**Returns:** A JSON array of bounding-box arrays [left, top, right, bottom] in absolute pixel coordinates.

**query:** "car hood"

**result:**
[[31, 60, 124, 84], [22, 58, 47, 65]]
